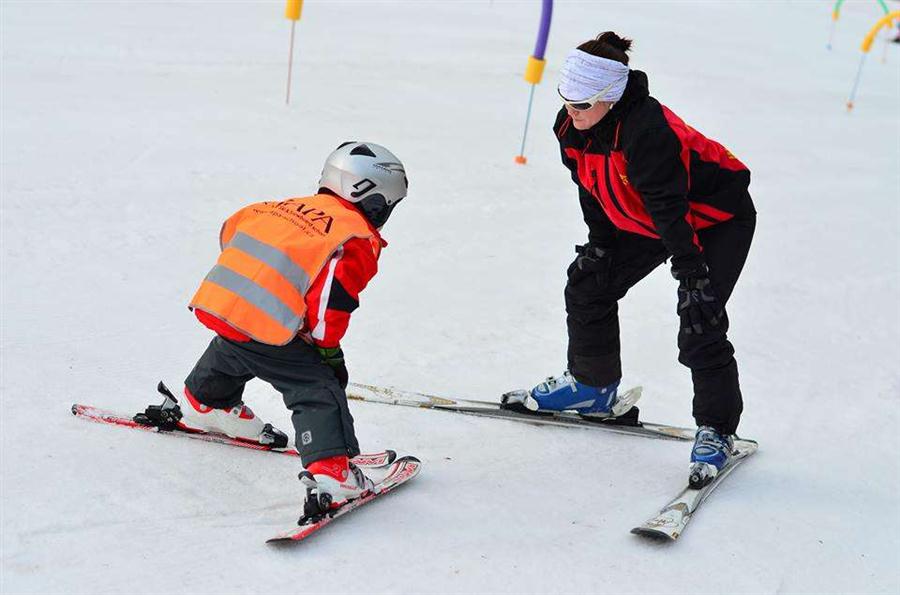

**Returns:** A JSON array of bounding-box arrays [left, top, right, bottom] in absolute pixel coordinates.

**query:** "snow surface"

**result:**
[[2, 1, 898, 593]]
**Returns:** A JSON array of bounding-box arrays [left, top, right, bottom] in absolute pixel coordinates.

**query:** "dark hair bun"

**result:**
[[596, 32, 632, 53], [576, 31, 632, 65]]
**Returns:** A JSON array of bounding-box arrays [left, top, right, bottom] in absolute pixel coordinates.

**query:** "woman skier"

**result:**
[[523, 32, 756, 487]]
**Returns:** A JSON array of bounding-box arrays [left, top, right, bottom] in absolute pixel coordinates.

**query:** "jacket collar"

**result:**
[[587, 69, 650, 146]]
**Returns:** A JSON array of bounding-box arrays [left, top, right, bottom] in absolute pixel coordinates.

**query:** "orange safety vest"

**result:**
[[189, 194, 381, 346]]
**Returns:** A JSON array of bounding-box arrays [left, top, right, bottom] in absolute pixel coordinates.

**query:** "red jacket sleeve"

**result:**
[[304, 237, 379, 348]]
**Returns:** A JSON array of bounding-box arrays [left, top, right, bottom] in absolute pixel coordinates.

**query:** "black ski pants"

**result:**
[[565, 213, 756, 434], [185, 335, 359, 465]]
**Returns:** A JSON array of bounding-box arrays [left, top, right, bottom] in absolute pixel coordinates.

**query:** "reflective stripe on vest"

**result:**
[[226, 232, 311, 295], [189, 194, 378, 345], [203, 264, 304, 333]]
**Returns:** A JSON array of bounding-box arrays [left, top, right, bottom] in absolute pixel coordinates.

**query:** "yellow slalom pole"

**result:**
[[847, 10, 900, 110], [285, 0, 304, 105], [860, 10, 899, 53]]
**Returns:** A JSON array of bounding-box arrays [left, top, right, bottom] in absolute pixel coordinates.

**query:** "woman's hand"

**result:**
[[672, 263, 723, 335], [567, 243, 612, 288]]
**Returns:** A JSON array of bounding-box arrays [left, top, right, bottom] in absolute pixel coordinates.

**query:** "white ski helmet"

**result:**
[[318, 141, 408, 228]]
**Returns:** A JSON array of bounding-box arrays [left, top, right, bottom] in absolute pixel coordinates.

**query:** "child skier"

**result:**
[[179, 141, 408, 508]]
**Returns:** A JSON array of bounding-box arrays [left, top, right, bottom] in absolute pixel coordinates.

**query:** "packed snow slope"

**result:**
[[2, 1, 898, 593]]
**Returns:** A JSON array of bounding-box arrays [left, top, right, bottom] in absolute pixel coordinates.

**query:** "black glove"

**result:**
[[317, 346, 348, 389], [672, 263, 723, 335], [567, 243, 612, 288]]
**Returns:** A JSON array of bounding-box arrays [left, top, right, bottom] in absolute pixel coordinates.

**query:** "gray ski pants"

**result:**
[[185, 335, 359, 465]]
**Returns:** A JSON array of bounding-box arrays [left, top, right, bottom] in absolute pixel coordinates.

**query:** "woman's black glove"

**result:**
[[317, 346, 348, 389], [672, 263, 723, 335], [567, 243, 612, 288]]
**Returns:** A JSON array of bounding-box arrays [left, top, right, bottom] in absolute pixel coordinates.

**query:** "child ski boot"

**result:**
[[177, 385, 288, 448], [298, 455, 375, 523]]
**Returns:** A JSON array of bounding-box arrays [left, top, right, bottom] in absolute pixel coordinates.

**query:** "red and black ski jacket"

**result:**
[[554, 70, 753, 272]]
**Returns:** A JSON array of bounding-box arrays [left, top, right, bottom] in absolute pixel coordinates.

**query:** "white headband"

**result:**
[[558, 49, 630, 103]]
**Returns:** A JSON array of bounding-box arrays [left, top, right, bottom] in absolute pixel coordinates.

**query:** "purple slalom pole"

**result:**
[[516, 0, 553, 164], [533, 0, 553, 60]]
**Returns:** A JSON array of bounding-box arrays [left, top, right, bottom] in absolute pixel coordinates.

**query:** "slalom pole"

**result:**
[[846, 53, 867, 111], [284, 0, 303, 105], [875, 0, 891, 64], [876, 0, 891, 64], [515, 0, 553, 165], [827, 3, 841, 50], [517, 85, 537, 163], [829, 0, 889, 50], [847, 10, 900, 110]]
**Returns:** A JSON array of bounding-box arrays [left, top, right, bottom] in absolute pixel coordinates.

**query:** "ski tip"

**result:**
[[385, 449, 397, 464], [265, 526, 319, 545], [388, 455, 423, 480], [631, 527, 678, 541], [70, 403, 79, 415]]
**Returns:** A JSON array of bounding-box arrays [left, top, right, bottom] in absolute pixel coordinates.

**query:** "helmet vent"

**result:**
[[350, 144, 377, 157]]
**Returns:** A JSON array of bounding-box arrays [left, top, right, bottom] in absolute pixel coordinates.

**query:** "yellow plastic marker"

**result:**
[[285, 0, 302, 21], [524, 56, 546, 85]]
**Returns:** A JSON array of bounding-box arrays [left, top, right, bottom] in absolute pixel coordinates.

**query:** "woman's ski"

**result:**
[[631, 438, 758, 540], [346, 382, 694, 441]]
